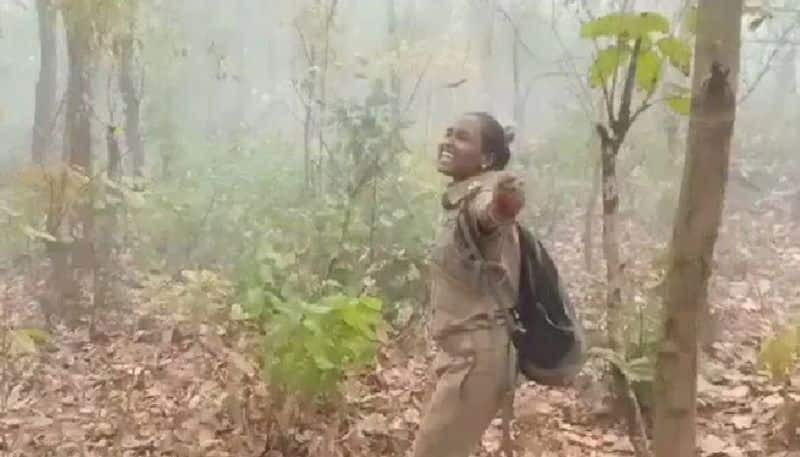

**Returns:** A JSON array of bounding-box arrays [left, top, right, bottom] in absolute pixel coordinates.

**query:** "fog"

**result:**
[[2, 1, 800, 456]]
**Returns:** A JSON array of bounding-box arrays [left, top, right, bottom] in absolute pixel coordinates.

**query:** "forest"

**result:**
[[1, 0, 799, 456]]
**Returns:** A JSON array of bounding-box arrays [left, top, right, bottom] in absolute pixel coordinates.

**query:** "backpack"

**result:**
[[511, 225, 586, 385], [455, 209, 586, 386]]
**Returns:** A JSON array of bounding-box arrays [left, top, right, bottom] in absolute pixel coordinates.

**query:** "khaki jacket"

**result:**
[[428, 171, 522, 341]]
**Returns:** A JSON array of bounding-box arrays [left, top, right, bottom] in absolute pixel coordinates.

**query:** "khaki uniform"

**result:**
[[412, 171, 522, 457]]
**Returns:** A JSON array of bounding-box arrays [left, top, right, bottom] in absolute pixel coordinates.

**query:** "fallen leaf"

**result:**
[[29, 416, 54, 428], [724, 385, 749, 400], [358, 412, 388, 435], [198, 427, 217, 449], [403, 407, 420, 424], [699, 434, 727, 455], [730, 414, 753, 430], [763, 394, 785, 407], [609, 436, 634, 453]]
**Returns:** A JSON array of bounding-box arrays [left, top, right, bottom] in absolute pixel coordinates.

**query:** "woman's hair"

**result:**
[[467, 112, 515, 170]]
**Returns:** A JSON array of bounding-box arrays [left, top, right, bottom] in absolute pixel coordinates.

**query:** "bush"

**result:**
[[260, 294, 384, 401]]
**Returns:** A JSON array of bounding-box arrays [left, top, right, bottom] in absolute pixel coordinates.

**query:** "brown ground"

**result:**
[[2, 202, 799, 457]]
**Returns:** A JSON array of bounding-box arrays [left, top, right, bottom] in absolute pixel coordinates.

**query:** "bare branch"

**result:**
[[739, 22, 799, 104], [404, 54, 434, 113], [618, 38, 643, 133], [495, 4, 541, 63]]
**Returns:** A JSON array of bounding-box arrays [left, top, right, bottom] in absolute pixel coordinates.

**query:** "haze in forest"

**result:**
[[1, 1, 800, 456]]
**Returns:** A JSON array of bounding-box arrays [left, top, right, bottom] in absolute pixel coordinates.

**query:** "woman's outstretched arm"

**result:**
[[471, 172, 525, 232]]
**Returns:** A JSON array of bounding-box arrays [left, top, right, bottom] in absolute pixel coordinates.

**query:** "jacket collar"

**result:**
[[442, 171, 494, 209]]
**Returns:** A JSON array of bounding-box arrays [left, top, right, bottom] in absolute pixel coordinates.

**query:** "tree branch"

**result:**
[[739, 22, 798, 104], [404, 54, 434, 113], [495, 4, 542, 63], [617, 38, 643, 135]]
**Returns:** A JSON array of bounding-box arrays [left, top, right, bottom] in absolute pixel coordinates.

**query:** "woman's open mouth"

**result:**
[[438, 144, 454, 164]]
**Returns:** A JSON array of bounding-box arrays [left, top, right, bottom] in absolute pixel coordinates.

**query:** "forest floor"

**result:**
[[2, 203, 800, 457]]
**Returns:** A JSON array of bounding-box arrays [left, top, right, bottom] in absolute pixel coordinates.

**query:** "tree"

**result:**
[[654, 1, 744, 456], [116, 0, 144, 177], [62, 1, 96, 280], [32, 0, 59, 165], [580, 11, 693, 456]]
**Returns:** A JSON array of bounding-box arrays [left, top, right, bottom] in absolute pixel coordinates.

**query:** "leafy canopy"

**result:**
[[581, 12, 693, 113]]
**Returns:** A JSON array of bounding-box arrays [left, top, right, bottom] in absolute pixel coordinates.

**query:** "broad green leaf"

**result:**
[[589, 46, 631, 88], [10, 328, 49, 355], [666, 96, 691, 115], [360, 296, 383, 312], [635, 50, 663, 94], [339, 305, 375, 335], [580, 12, 670, 39], [657, 37, 692, 76], [626, 356, 655, 383], [302, 317, 324, 335], [759, 327, 799, 382]]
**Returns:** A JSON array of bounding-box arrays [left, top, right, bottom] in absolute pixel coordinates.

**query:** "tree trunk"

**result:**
[[106, 125, 121, 181], [596, 37, 648, 455], [387, 0, 399, 120], [32, 0, 59, 165], [63, 24, 91, 181], [235, 0, 250, 129], [63, 7, 95, 324], [654, 2, 743, 456], [64, 20, 92, 172], [118, 29, 144, 177], [473, 0, 496, 110], [583, 155, 600, 271], [512, 32, 524, 131], [317, 0, 338, 195]]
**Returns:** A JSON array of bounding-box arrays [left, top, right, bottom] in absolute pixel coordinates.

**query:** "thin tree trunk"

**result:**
[[599, 133, 623, 353], [32, 0, 59, 165], [317, 0, 338, 195], [64, 21, 92, 172], [584, 155, 600, 271], [512, 32, 524, 130], [63, 8, 95, 326], [388, 0, 399, 120], [118, 28, 144, 177], [597, 36, 650, 457], [654, 1, 743, 456]]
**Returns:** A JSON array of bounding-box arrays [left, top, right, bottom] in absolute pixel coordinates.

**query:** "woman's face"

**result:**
[[436, 115, 489, 181]]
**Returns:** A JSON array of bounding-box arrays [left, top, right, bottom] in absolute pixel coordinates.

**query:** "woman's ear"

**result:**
[[481, 153, 493, 170]]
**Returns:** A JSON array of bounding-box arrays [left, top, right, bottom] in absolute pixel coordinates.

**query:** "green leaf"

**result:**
[[760, 327, 799, 382], [360, 296, 383, 312], [666, 95, 691, 115], [589, 46, 631, 88], [626, 356, 655, 383], [580, 12, 670, 39], [635, 50, 663, 94], [10, 328, 49, 355], [657, 37, 692, 76]]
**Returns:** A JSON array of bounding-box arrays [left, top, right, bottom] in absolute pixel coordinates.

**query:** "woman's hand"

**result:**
[[490, 172, 525, 223]]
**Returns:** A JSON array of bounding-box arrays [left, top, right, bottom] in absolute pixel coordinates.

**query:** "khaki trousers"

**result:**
[[411, 325, 515, 457]]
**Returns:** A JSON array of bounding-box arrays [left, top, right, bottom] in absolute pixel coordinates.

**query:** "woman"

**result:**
[[412, 112, 525, 457]]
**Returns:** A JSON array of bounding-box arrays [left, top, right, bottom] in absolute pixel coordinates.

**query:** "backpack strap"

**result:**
[[454, 201, 519, 457]]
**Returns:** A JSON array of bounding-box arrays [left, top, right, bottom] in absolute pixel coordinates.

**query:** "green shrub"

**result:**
[[260, 294, 384, 401]]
